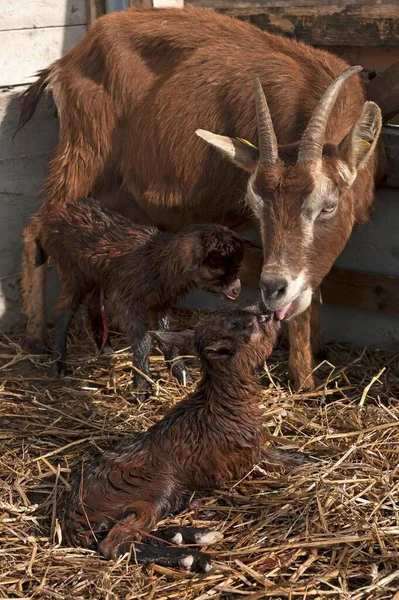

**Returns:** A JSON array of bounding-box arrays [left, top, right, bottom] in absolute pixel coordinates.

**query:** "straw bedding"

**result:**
[[1, 309, 398, 599]]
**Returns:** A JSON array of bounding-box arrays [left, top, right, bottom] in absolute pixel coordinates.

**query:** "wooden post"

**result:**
[[87, 0, 106, 26], [152, 0, 184, 6]]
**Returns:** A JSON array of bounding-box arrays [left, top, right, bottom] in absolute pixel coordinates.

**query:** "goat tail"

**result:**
[[14, 67, 53, 139]]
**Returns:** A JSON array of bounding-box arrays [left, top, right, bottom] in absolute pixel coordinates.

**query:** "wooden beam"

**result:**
[[321, 267, 399, 317], [129, 0, 153, 7], [186, 1, 388, 8], [224, 5, 399, 47], [367, 61, 399, 123], [87, 0, 106, 26]]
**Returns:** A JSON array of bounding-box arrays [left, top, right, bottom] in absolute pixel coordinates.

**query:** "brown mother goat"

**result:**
[[62, 305, 308, 571], [35, 198, 244, 395], [18, 7, 382, 389]]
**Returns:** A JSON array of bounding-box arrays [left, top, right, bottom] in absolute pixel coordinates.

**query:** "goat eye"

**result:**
[[208, 267, 219, 274], [319, 204, 338, 218]]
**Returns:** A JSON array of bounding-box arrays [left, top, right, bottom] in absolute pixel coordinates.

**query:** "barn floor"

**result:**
[[1, 314, 398, 600]]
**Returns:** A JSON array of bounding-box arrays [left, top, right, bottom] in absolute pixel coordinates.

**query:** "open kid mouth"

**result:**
[[223, 290, 237, 300]]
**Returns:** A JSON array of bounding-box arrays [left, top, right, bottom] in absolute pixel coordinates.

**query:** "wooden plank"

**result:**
[[321, 267, 399, 317], [86, 0, 106, 25], [231, 5, 399, 47], [153, 0, 184, 6], [186, 1, 390, 8], [0, 26, 87, 87], [367, 61, 399, 123], [0, 0, 87, 31]]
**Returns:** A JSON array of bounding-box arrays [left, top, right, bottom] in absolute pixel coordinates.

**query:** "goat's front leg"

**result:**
[[125, 310, 153, 399], [288, 305, 315, 390], [99, 510, 212, 572], [51, 287, 83, 377], [310, 286, 327, 361], [22, 218, 48, 353], [86, 287, 114, 355], [157, 311, 194, 386]]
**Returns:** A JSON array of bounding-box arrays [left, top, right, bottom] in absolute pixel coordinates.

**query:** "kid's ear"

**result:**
[[187, 245, 204, 271], [151, 329, 195, 353], [203, 338, 236, 361]]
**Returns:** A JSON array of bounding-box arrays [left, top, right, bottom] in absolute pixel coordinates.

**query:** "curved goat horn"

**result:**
[[297, 65, 363, 164], [254, 76, 278, 166]]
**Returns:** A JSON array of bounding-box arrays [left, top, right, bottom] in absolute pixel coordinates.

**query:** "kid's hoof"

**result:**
[[51, 361, 66, 378], [132, 381, 153, 402], [103, 540, 214, 572], [26, 337, 48, 355], [102, 344, 115, 356], [147, 526, 223, 547]]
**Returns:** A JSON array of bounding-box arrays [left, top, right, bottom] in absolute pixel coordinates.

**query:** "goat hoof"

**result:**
[[102, 344, 115, 356], [288, 371, 315, 392], [178, 551, 213, 572], [25, 337, 48, 355], [147, 526, 223, 547], [51, 362, 66, 378], [132, 382, 153, 402], [194, 530, 224, 546], [124, 541, 213, 572]]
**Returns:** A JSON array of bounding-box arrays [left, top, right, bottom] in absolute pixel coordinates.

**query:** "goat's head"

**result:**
[[179, 224, 245, 301], [196, 66, 382, 321], [153, 304, 279, 375]]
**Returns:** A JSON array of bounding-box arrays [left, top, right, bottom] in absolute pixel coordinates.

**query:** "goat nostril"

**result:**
[[261, 277, 288, 301]]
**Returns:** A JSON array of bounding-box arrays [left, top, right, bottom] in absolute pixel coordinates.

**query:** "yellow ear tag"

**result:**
[[236, 137, 257, 149], [356, 139, 371, 151]]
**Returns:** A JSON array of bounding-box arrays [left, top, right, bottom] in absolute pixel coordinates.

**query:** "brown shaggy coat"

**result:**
[[62, 305, 306, 570], [19, 7, 380, 390], [36, 198, 244, 393]]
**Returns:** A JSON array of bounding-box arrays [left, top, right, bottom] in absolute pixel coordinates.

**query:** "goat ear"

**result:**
[[203, 339, 236, 361], [338, 101, 382, 183], [196, 129, 259, 172], [187, 245, 203, 271], [151, 329, 195, 352]]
